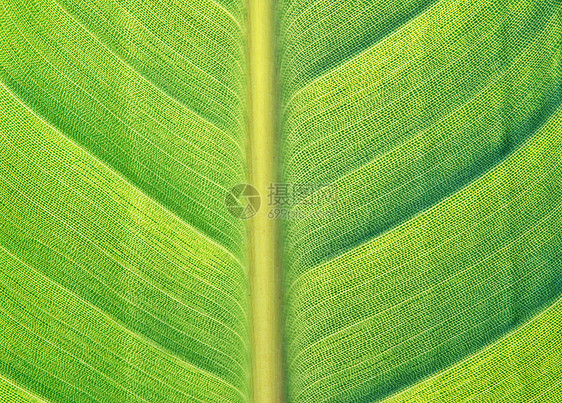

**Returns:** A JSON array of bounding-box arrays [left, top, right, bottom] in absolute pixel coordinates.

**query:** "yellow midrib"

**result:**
[[248, 0, 283, 402]]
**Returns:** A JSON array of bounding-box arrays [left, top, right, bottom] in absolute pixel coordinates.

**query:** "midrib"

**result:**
[[247, 1, 283, 402]]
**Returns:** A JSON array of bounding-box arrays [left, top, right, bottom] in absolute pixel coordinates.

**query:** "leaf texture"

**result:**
[[0, 0, 250, 401], [279, 0, 562, 401], [0, 0, 561, 402], [383, 295, 562, 402]]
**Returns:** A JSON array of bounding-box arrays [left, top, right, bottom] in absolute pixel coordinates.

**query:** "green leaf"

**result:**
[[0, 0, 561, 402], [0, 0, 250, 401], [280, 0, 562, 400]]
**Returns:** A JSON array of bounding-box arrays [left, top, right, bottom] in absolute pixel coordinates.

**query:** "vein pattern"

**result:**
[[0, 0, 250, 401], [279, 0, 562, 401]]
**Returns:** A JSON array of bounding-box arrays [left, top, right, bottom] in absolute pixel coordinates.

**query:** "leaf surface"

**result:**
[[0, 0, 250, 401], [0, 0, 561, 402], [279, 0, 562, 401]]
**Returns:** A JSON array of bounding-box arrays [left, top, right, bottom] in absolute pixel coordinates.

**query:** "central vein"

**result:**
[[247, 0, 283, 402]]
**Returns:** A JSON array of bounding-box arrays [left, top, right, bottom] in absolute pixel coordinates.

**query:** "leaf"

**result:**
[[0, 0, 250, 401], [280, 0, 562, 401], [0, 0, 561, 402]]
